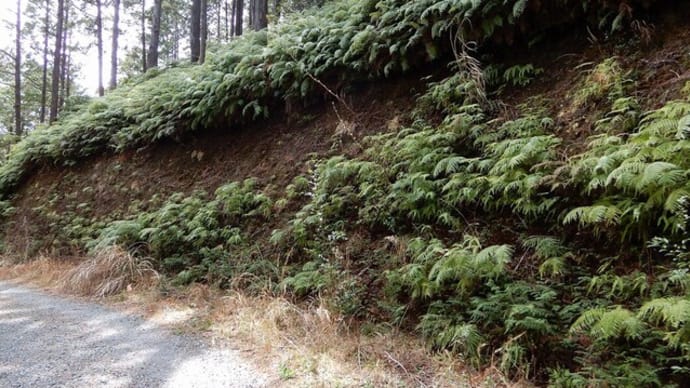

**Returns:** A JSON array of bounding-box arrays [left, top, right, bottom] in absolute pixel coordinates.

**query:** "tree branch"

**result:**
[[0, 49, 15, 60]]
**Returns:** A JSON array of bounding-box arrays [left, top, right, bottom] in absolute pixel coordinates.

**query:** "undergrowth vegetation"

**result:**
[[1, 0, 688, 385], [32, 60, 688, 384], [88, 179, 273, 286], [0, 0, 661, 198], [262, 63, 690, 383]]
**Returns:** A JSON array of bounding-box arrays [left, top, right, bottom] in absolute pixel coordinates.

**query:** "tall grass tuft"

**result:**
[[60, 246, 158, 297]]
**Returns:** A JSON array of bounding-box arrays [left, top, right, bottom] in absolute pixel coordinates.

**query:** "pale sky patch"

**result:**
[[1, 0, 142, 96]]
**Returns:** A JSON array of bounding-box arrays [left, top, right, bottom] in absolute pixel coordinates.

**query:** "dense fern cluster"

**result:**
[[86, 179, 272, 285], [566, 99, 690, 241], [0, 0, 661, 198], [262, 66, 690, 383]]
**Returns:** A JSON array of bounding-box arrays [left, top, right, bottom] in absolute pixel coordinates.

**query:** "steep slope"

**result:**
[[2, 0, 690, 386], [5, 78, 419, 256]]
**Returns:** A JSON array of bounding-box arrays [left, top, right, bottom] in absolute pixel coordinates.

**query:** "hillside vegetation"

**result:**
[[2, 0, 690, 385]]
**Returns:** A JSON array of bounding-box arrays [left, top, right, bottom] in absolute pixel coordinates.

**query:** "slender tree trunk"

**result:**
[[216, 0, 221, 40], [39, 0, 50, 123], [96, 0, 104, 96], [213, 0, 217, 40], [191, 0, 201, 62], [200, 0, 207, 64], [110, 0, 120, 89], [230, 0, 235, 37], [225, 0, 230, 39], [171, 22, 177, 61], [147, 0, 162, 68], [14, 0, 22, 136], [59, 2, 70, 109], [141, 0, 146, 73], [233, 0, 242, 36], [65, 48, 71, 100], [49, 0, 65, 122], [172, 27, 178, 61]]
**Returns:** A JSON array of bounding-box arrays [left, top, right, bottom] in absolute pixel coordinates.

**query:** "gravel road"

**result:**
[[0, 280, 267, 388]]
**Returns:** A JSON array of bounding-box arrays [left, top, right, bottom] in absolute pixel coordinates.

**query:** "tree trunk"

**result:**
[[65, 48, 71, 100], [258, 0, 267, 30], [110, 0, 120, 89], [225, 0, 230, 39], [230, 0, 235, 37], [250, 0, 266, 31], [191, 0, 201, 62], [59, 2, 69, 109], [49, 0, 65, 123], [96, 0, 104, 96], [147, 0, 162, 68], [141, 0, 147, 73], [173, 24, 179, 61], [14, 0, 22, 136], [233, 0, 242, 36], [216, 0, 221, 40], [200, 0, 207, 64], [39, 0, 50, 123]]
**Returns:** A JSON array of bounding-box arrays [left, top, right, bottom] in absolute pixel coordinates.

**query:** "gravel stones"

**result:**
[[0, 281, 267, 388]]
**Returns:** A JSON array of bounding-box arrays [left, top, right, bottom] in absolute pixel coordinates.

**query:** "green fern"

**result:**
[[419, 311, 485, 364], [521, 235, 573, 278], [568, 99, 690, 240], [638, 297, 690, 348], [573, 58, 629, 106], [502, 64, 544, 87], [563, 205, 621, 229], [571, 306, 645, 341]]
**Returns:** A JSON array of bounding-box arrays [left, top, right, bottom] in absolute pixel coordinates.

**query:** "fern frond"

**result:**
[[433, 156, 474, 177], [419, 314, 484, 362], [539, 257, 567, 278], [638, 297, 690, 348], [638, 297, 690, 329], [637, 162, 686, 192], [521, 235, 567, 260], [571, 306, 645, 341], [563, 205, 621, 228], [512, 0, 529, 18]]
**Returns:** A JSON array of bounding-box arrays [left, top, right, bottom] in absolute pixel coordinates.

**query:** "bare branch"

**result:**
[[0, 49, 16, 60]]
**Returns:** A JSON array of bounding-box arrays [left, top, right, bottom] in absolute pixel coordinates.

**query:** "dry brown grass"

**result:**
[[59, 246, 158, 297], [107, 282, 459, 386], [177, 286, 530, 387], [0, 254, 76, 286], [147, 287, 501, 387]]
